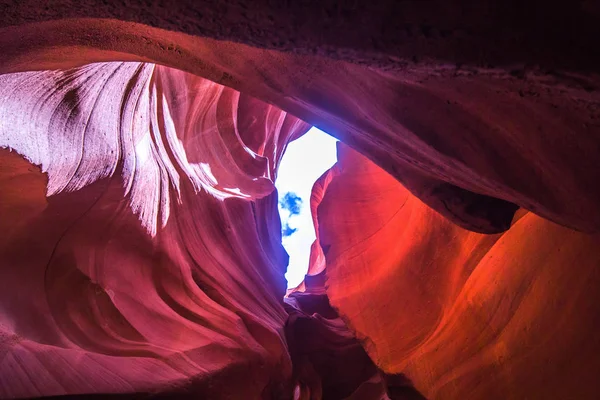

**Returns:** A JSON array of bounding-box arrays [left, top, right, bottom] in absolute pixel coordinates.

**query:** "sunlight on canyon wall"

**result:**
[[1, 2, 600, 399]]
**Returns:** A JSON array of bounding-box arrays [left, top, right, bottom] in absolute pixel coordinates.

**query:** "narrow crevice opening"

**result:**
[[275, 127, 337, 289]]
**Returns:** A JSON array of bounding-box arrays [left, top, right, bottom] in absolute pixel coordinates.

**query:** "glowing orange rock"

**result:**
[[313, 143, 600, 399]]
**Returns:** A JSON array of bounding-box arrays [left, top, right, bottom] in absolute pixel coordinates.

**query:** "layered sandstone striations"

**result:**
[[0, 1, 599, 399], [307, 143, 600, 398], [0, 65, 308, 398]]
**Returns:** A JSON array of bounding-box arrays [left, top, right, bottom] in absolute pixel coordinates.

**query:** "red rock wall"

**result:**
[[0, 2, 599, 399], [312, 143, 600, 399], [0, 17, 598, 233]]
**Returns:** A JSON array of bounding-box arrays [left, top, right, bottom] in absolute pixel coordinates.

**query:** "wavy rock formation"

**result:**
[[310, 143, 600, 399], [1, 13, 599, 233], [0, 149, 289, 398], [0, 1, 599, 399], [0, 64, 309, 398], [0, 62, 308, 234]]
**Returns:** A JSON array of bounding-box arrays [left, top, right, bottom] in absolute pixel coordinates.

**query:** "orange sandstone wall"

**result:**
[[314, 143, 600, 399]]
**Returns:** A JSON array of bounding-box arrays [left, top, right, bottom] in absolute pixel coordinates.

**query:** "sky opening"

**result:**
[[276, 127, 338, 289]]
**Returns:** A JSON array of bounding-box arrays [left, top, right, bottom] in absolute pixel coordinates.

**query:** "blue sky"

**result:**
[[276, 127, 338, 288]]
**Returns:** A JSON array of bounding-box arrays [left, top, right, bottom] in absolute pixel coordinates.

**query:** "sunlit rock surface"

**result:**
[[0, 64, 310, 398], [0, 1, 600, 399], [309, 143, 600, 399]]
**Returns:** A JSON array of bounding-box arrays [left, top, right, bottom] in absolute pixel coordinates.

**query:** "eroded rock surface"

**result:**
[[309, 144, 600, 398], [0, 65, 308, 398], [0, 1, 599, 399]]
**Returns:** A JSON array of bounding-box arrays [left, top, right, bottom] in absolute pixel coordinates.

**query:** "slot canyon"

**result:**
[[1, 1, 600, 398]]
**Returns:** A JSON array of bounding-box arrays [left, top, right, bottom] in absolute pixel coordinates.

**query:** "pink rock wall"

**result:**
[[0, 2, 599, 399]]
